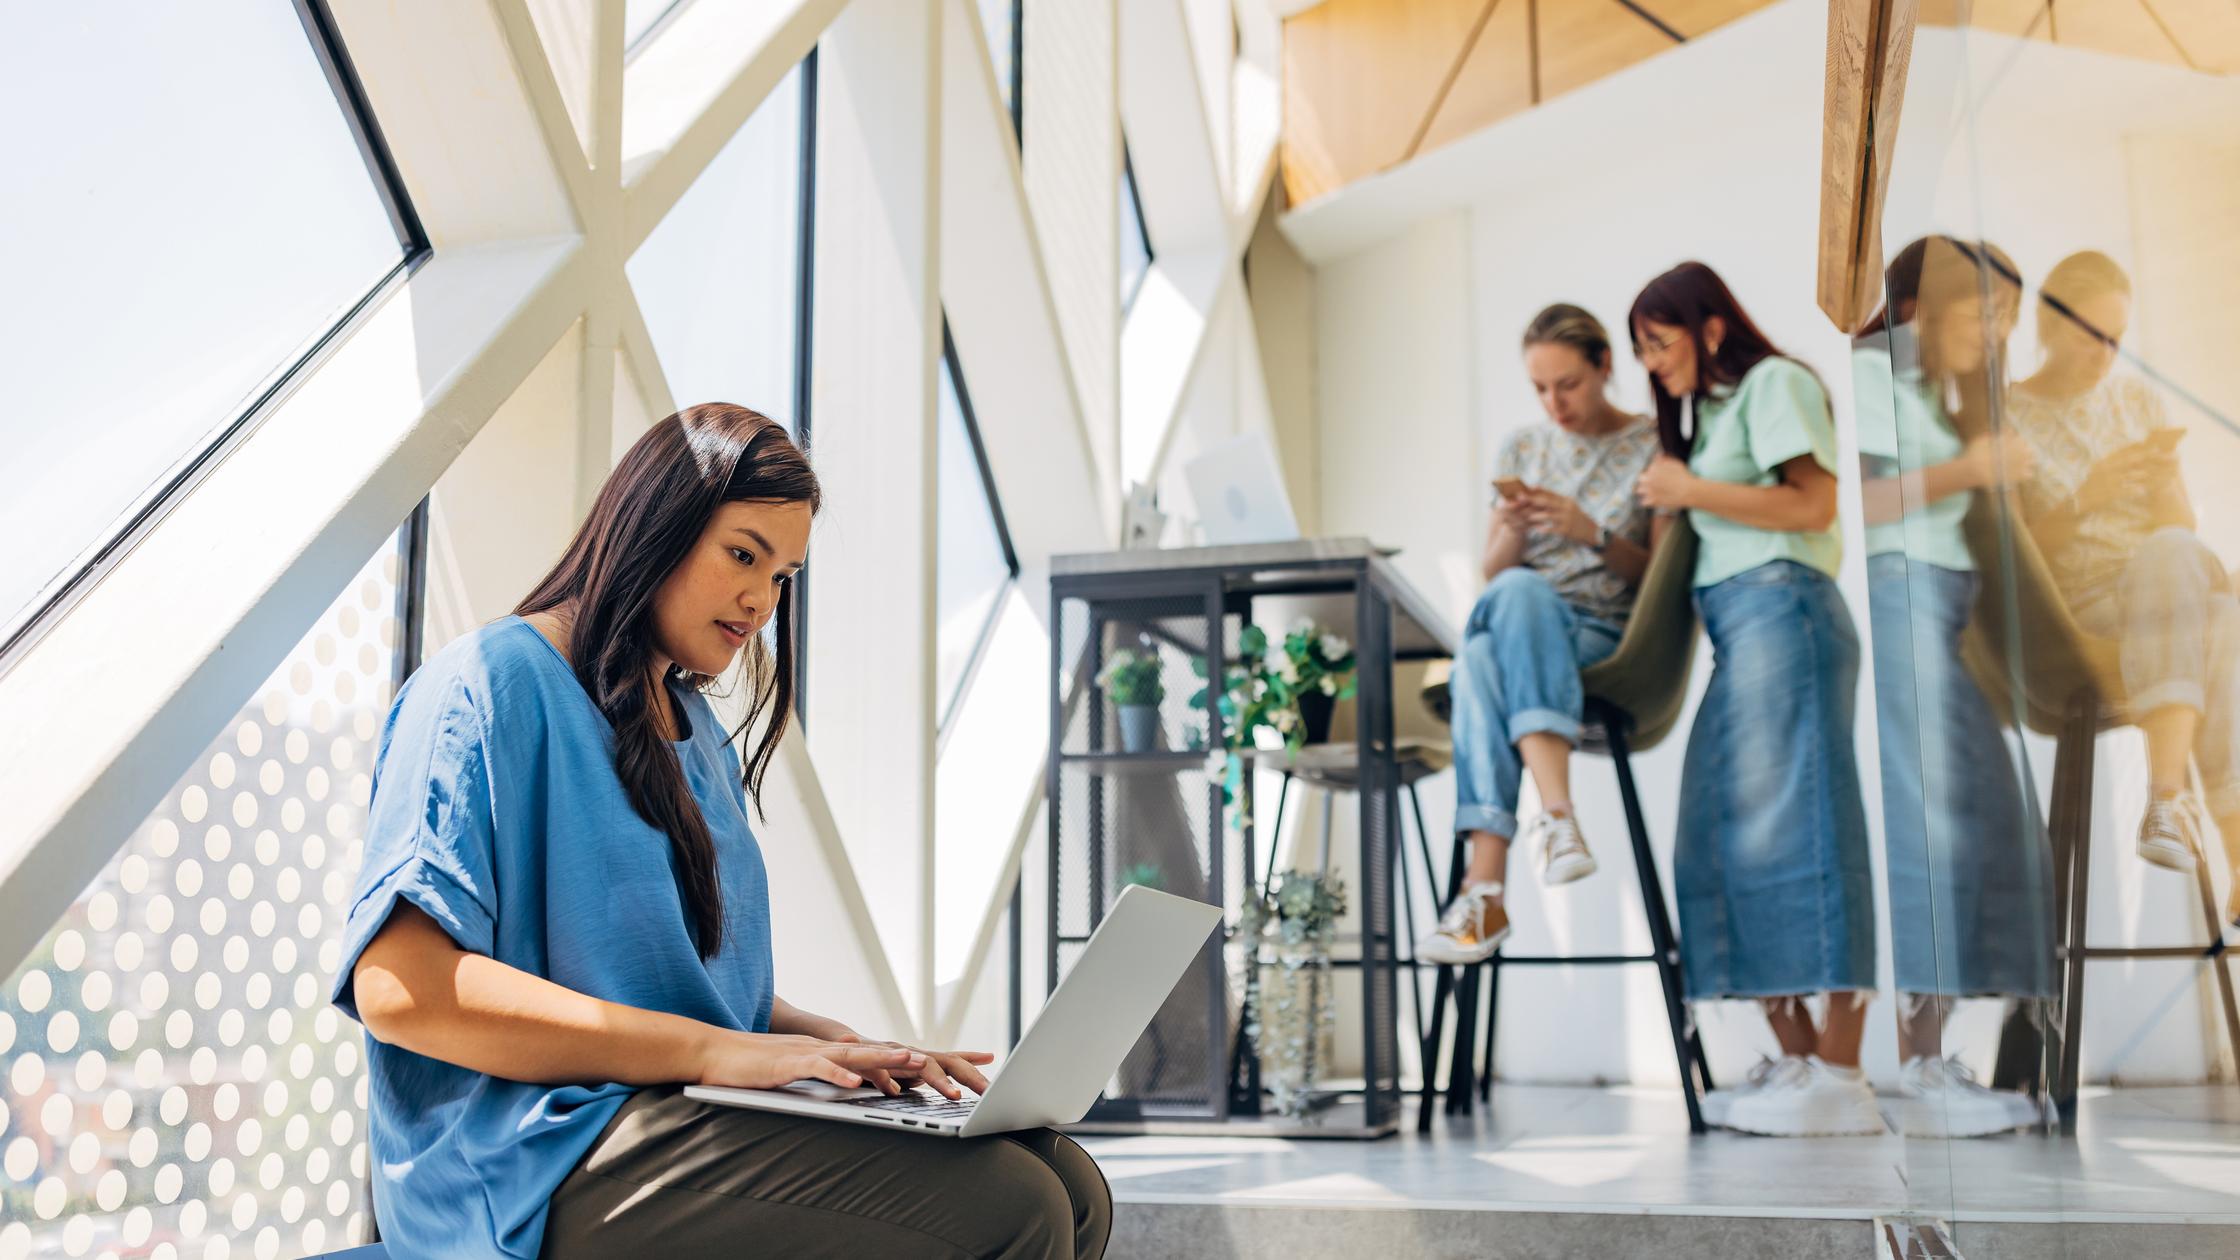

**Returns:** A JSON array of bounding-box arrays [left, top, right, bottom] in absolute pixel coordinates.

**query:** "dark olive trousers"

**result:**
[[539, 1088, 1111, 1259]]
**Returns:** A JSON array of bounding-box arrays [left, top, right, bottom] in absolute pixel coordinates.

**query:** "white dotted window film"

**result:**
[[2, 540, 405, 1260]]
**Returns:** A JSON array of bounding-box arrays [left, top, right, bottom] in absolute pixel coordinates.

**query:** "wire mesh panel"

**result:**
[[1050, 584, 1228, 1120], [1, 540, 402, 1259]]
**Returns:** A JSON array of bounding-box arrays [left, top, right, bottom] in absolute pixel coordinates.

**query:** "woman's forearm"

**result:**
[[1481, 520, 1527, 582], [354, 906, 714, 1086], [1861, 457, 1980, 527], [1685, 477, 1835, 533], [770, 996, 855, 1041]]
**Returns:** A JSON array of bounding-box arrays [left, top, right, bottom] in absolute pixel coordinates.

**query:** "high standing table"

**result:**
[[1045, 538, 1458, 1137]]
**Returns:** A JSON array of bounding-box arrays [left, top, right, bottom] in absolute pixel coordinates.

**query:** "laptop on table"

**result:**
[[686, 885, 1222, 1138]]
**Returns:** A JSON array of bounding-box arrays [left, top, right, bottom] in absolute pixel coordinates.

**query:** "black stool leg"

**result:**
[[1447, 964, 1480, 1115], [2189, 834, 2240, 1084], [1479, 953, 1500, 1104], [1605, 706, 1709, 1134], [1418, 828, 1468, 1132], [2055, 697, 2097, 1134], [1394, 787, 1431, 1072]]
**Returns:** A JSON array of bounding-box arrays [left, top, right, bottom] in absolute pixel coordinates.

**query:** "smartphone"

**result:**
[[1491, 476, 1532, 500]]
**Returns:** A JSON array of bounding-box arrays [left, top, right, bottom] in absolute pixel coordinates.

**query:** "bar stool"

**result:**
[[1961, 501, 2240, 1131], [1417, 518, 1716, 1134]]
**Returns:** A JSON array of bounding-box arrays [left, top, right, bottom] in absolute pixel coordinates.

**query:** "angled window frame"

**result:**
[[788, 48, 822, 727], [0, 0, 430, 678], [934, 316, 1021, 750], [1120, 137, 1154, 313]]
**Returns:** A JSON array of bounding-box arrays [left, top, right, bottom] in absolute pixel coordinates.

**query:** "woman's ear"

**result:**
[[1703, 315, 1727, 354]]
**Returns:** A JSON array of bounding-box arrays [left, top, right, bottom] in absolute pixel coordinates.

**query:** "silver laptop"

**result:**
[[1183, 432, 1301, 545], [685, 885, 1222, 1137]]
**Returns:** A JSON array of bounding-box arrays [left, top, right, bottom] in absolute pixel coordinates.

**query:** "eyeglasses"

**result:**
[[1636, 331, 1685, 362]]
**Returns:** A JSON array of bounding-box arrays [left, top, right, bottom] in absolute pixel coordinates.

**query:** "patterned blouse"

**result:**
[[1493, 418, 1661, 623], [2007, 374, 2174, 606]]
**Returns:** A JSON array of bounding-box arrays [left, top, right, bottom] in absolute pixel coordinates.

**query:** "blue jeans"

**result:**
[[1451, 568, 1623, 841], [1677, 561, 1877, 999], [1869, 553, 2055, 998]]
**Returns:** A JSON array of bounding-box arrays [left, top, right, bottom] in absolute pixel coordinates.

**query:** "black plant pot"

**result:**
[[1297, 691, 1335, 746]]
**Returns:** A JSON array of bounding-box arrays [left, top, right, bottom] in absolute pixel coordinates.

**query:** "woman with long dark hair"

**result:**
[[1628, 263, 1879, 1137], [333, 405, 1109, 1257], [1856, 237, 2052, 1137]]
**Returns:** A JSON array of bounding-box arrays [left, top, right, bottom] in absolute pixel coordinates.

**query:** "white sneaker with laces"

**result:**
[[1533, 812, 1598, 886], [1414, 882, 1511, 965], [2138, 791, 2203, 873], [1700, 1055, 1804, 1128], [1896, 1056, 2027, 1138], [1724, 1056, 1887, 1137]]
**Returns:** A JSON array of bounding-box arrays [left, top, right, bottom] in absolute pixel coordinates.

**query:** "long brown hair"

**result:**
[[516, 405, 820, 958], [1627, 261, 1790, 457], [1859, 235, 2022, 439]]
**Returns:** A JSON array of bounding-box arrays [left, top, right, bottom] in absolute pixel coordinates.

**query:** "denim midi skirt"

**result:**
[[1677, 560, 1878, 999], [1868, 554, 2056, 998]]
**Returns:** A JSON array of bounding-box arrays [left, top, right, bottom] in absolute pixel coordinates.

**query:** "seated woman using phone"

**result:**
[[1418, 304, 1668, 964], [334, 406, 1109, 1259], [2009, 251, 2240, 925]]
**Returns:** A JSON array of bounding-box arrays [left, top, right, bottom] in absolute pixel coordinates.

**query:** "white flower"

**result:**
[[1319, 676, 1337, 696], [1290, 616, 1315, 637], [1273, 708, 1297, 731], [1252, 677, 1268, 699], [1277, 657, 1301, 685], [1319, 633, 1348, 660]]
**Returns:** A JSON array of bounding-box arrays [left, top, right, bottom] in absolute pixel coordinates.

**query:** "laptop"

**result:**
[[685, 885, 1222, 1137], [1183, 432, 1301, 545]]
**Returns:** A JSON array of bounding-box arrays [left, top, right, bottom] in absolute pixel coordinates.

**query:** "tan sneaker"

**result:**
[[1416, 882, 1510, 965], [2138, 791, 2203, 873], [1534, 811, 1598, 886]]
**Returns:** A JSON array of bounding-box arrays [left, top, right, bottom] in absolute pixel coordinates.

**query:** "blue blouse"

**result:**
[[332, 617, 775, 1258]]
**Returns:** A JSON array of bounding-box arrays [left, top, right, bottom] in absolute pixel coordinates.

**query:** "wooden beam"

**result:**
[[1817, 0, 1918, 333]]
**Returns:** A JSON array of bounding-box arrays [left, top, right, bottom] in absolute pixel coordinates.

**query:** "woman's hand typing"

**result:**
[[831, 1034, 996, 1100], [696, 1030, 926, 1092]]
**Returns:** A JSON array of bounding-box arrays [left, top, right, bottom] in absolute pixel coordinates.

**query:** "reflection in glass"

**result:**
[[1855, 236, 2054, 1137], [627, 64, 803, 428], [2, 4, 410, 647]]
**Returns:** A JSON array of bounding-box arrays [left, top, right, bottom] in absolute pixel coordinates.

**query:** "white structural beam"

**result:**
[[0, 241, 588, 974], [804, 0, 946, 1028], [1121, 0, 1229, 255]]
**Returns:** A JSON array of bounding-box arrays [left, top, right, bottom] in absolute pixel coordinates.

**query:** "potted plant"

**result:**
[[1098, 647, 1165, 752], [1240, 867, 1348, 1120], [1279, 619, 1358, 746]]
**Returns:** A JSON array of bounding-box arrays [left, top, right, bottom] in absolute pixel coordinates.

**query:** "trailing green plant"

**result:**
[[1096, 647, 1164, 707], [1119, 861, 1164, 891], [1239, 867, 1348, 1120], [1278, 618, 1357, 704]]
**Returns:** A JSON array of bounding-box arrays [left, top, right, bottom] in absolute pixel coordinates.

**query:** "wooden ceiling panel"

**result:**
[[1282, 0, 1505, 204], [1638, 0, 1786, 41], [1536, 0, 1686, 101], [1416, 0, 1537, 156], [2150, 0, 2240, 72]]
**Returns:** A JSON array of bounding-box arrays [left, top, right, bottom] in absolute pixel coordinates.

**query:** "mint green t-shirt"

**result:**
[[1687, 355, 1843, 588], [1852, 345, 1974, 572]]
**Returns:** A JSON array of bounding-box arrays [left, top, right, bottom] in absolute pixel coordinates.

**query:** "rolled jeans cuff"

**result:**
[[2126, 679, 2206, 723], [1507, 707, 1582, 747], [1455, 803, 1518, 840]]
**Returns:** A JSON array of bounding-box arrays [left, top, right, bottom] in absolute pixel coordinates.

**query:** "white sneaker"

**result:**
[[1532, 812, 1598, 886], [1700, 1055, 1804, 1127], [1725, 1056, 1887, 1137], [1896, 1056, 2028, 1138], [2138, 791, 2204, 873], [1415, 882, 1511, 965]]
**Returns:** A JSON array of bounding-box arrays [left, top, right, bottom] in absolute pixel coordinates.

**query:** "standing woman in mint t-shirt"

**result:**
[[1628, 262, 1880, 1138], [334, 405, 1110, 1259]]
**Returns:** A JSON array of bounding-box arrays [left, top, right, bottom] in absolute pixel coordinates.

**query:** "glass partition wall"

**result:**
[[1859, 12, 2240, 1250]]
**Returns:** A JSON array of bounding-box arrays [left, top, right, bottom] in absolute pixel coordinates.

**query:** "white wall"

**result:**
[[1278, 0, 2240, 1087]]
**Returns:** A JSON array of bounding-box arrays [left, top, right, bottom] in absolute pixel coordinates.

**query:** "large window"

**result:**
[[627, 62, 809, 431], [976, 0, 1023, 138], [1121, 140, 1153, 310], [935, 324, 1019, 730], [1, 534, 410, 1258], [2, 1, 421, 666], [624, 0, 692, 56]]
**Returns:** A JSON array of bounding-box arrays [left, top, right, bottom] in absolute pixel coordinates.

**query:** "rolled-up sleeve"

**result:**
[[331, 678, 499, 1021]]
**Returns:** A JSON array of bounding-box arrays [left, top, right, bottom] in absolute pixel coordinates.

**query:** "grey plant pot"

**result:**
[[1117, 704, 1161, 753]]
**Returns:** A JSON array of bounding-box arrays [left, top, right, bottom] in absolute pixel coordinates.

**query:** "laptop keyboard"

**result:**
[[841, 1089, 979, 1121]]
